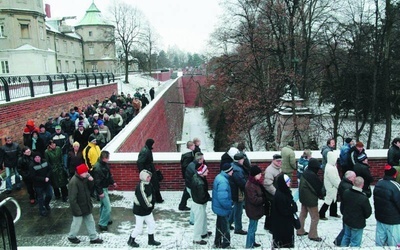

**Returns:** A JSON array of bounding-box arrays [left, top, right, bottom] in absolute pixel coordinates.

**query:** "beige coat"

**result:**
[[263, 162, 281, 196]]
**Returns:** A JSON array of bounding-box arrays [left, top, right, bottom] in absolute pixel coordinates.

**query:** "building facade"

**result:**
[[0, 0, 115, 75]]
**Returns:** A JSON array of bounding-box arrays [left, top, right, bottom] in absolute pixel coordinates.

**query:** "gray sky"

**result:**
[[44, 0, 223, 53]]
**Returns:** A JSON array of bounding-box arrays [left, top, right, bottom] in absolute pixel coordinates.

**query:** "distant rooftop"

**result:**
[[75, 2, 113, 27]]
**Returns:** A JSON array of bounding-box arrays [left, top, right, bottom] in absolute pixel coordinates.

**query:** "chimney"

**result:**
[[45, 4, 51, 18]]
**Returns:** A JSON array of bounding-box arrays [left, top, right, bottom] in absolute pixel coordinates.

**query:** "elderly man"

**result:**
[[263, 154, 282, 232]]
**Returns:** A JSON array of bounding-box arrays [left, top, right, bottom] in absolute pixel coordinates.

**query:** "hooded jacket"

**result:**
[[323, 151, 341, 204], [133, 170, 155, 216]]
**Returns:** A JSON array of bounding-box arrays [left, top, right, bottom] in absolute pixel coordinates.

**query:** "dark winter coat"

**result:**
[[60, 118, 75, 136], [0, 142, 21, 168], [73, 129, 91, 150], [28, 136, 46, 157], [353, 162, 374, 198], [387, 144, 400, 167], [68, 173, 94, 216], [299, 168, 323, 207], [212, 171, 232, 217], [17, 154, 33, 179], [51, 132, 69, 154], [341, 187, 372, 229], [229, 162, 247, 202], [181, 151, 194, 179], [245, 176, 267, 220], [191, 173, 210, 204], [349, 147, 365, 169], [271, 174, 298, 248], [45, 147, 68, 188], [137, 145, 155, 173], [30, 159, 52, 188], [220, 152, 233, 169], [92, 159, 115, 196], [133, 179, 155, 216], [68, 150, 84, 177], [373, 176, 400, 225], [338, 177, 353, 199], [185, 161, 199, 188]]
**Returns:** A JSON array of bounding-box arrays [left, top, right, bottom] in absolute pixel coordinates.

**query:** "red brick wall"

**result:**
[[182, 75, 207, 107], [151, 72, 171, 81], [117, 78, 184, 152], [109, 158, 389, 191], [0, 83, 117, 146]]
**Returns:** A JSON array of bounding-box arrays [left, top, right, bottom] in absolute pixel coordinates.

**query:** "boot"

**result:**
[[319, 203, 329, 220], [127, 236, 139, 247], [148, 234, 161, 246]]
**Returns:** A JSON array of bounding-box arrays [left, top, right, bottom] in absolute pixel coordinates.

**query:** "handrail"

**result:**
[[0, 197, 21, 224]]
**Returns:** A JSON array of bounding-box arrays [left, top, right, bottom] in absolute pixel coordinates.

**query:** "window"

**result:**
[[0, 25, 5, 38], [65, 61, 69, 73], [20, 24, 29, 38], [89, 31, 92, 37], [89, 46, 94, 55], [1, 61, 10, 74], [91, 63, 97, 72]]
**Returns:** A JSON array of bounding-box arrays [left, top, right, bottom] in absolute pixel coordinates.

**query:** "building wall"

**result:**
[[0, 83, 117, 146], [181, 75, 207, 107]]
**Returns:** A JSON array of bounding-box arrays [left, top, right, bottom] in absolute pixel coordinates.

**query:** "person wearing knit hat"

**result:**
[[353, 154, 374, 198], [296, 157, 324, 242], [348, 141, 366, 170], [220, 147, 239, 169], [128, 169, 161, 247], [191, 161, 211, 245], [179, 141, 196, 211], [244, 165, 264, 248], [229, 152, 248, 235], [68, 161, 103, 244], [212, 162, 233, 248], [263, 153, 282, 231], [373, 164, 400, 246]]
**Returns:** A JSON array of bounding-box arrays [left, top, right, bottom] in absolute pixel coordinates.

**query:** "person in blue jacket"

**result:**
[[212, 163, 233, 249]]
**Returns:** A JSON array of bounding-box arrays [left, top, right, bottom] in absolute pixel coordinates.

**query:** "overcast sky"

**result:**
[[44, 0, 223, 54]]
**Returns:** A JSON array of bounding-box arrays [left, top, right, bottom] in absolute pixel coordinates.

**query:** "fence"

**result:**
[[0, 73, 115, 102]]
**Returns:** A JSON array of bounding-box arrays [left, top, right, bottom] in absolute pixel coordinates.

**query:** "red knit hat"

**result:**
[[197, 164, 208, 175], [76, 164, 89, 175], [384, 164, 397, 177]]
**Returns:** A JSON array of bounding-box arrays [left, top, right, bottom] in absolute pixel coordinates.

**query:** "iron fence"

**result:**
[[0, 73, 115, 102]]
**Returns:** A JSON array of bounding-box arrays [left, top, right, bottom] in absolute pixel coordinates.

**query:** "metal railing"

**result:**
[[0, 197, 21, 250], [0, 73, 115, 102]]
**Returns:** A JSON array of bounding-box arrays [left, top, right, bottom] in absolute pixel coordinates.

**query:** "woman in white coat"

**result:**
[[319, 151, 341, 220]]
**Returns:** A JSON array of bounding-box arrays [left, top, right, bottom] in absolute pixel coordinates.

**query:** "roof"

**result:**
[[75, 2, 114, 27]]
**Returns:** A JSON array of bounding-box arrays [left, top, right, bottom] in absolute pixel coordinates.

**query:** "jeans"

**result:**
[[68, 214, 98, 240], [375, 221, 400, 246], [5, 167, 21, 191], [130, 213, 156, 237], [246, 219, 258, 248], [99, 188, 111, 227], [35, 184, 53, 215], [229, 200, 244, 231], [215, 215, 230, 248], [341, 224, 363, 247], [192, 202, 207, 241], [334, 222, 345, 246]]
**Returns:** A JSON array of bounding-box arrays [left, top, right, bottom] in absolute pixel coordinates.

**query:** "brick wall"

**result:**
[[151, 72, 171, 82], [117, 78, 184, 152], [182, 75, 207, 107], [0, 83, 117, 146], [109, 158, 389, 191]]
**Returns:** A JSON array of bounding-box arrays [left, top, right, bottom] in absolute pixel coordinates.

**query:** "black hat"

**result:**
[[234, 153, 245, 160], [250, 165, 262, 176], [345, 138, 352, 143], [88, 135, 96, 143], [93, 125, 99, 130], [39, 124, 45, 129], [308, 158, 320, 173], [221, 163, 233, 173], [273, 154, 282, 160]]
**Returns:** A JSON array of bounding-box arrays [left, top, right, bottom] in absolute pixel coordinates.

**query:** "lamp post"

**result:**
[[117, 50, 123, 91]]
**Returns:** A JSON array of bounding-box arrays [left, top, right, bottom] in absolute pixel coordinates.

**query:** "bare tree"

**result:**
[[109, 0, 143, 83], [138, 23, 160, 75]]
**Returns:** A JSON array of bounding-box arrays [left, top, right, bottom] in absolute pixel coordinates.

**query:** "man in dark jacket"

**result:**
[[51, 125, 70, 171], [178, 141, 195, 211], [348, 141, 366, 170], [340, 176, 372, 247], [353, 155, 374, 198], [93, 151, 117, 231], [137, 138, 163, 203], [67, 164, 103, 244], [191, 164, 211, 245], [297, 158, 324, 242], [185, 152, 204, 225], [387, 137, 400, 167], [17, 146, 35, 204], [373, 165, 400, 246], [30, 152, 52, 217], [0, 136, 22, 194]]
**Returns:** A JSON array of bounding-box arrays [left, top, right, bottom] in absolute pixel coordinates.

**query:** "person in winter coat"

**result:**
[[29, 152, 52, 217], [73, 123, 91, 150], [339, 138, 354, 174], [127, 170, 161, 248], [51, 125, 70, 171], [353, 155, 374, 198], [334, 170, 357, 246], [0, 136, 22, 194], [373, 165, 400, 246], [67, 164, 103, 245], [348, 141, 366, 170], [321, 138, 335, 170], [272, 174, 298, 248], [23, 119, 39, 146], [45, 140, 69, 202], [263, 154, 282, 231], [149, 87, 155, 100], [319, 151, 341, 220], [387, 137, 400, 183], [340, 176, 372, 247], [68, 141, 84, 178], [137, 139, 163, 203], [229, 153, 248, 235], [28, 131, 46, 157], [191, 164, 211, 245], [92, 151, 117, 232], [281, 141, 296, 179], [237, 142, 251, 173], [89, 126, 106, 149], [178, 141, 195, 211], [293, 149, 312, 201], [212, 163, 234, 249], [141, 93, 149, 109], [17, 146, 36, 204], [244, 165, 266, 248], [296, 158, 324, 242], [220, 147, 239, 170]]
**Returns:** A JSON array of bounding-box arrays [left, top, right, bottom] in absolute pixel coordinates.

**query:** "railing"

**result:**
[[0, 197, 21, 250], [0, 73, 115, 102]]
